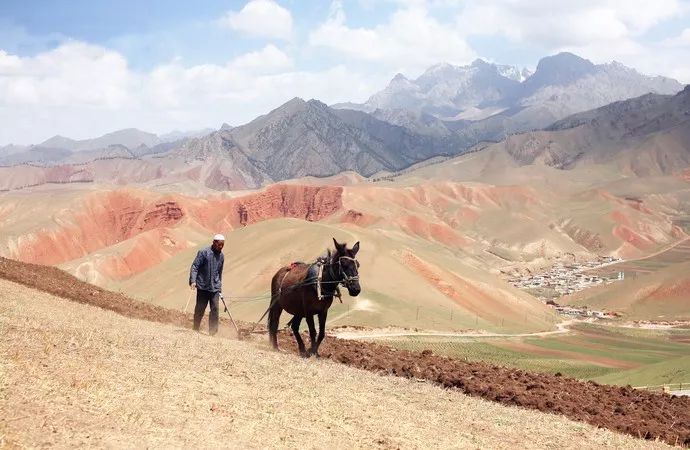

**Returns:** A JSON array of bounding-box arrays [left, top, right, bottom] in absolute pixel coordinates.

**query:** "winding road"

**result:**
[[333, 318, 586, 340]]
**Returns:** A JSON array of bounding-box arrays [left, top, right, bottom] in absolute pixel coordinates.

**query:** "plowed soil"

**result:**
[[2, 256, 688, 447]]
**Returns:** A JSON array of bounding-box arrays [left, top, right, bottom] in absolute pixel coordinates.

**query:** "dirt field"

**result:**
[[2, 256, 689, 446]]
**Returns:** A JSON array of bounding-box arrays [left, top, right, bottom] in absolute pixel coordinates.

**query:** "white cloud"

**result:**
[[669, 66, 690, 83], [143, 57, 372, 113], [455, 0, 690, 82], [663, 28, 690, 47], [1, 2, 688, 145], [618, 45, 690, 83], [0, 42, 376, 144], [0, 41, 134, 108], [458, 0, 684, 48], [218, 0, 293, 41], [229, 44, 293, 73], [309, 2, 476, 74], [559, 38, 646, 63]]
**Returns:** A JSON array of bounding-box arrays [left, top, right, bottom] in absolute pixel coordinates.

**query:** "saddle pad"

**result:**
[[305, 263, 319, 288]]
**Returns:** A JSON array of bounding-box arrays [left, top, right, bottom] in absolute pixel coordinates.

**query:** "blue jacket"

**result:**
[[189, 247, 224, 293]]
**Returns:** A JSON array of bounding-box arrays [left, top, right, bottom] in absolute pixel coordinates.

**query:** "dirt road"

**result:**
[[332, 319, 584, 340]]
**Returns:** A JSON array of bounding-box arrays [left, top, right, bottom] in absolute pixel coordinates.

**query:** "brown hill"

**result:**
[[0, 181, 563, 333], [4, 168, 688, 328], [1, 184, 341, 268]]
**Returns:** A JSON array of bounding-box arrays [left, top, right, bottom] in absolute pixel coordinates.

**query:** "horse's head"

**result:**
[[332, 238, 361, 296]]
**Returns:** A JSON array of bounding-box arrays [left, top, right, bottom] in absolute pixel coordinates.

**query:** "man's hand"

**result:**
[[190, 282, 197, 290]]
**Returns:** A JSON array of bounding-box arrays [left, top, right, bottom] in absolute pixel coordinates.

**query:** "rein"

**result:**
[[248, 251, 359, 334], [335, 256, 360, 284]]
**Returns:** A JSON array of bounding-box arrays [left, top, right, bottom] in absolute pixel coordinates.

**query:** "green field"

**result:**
[[371, 323, 690, 387], [595, 356, 690, 387]]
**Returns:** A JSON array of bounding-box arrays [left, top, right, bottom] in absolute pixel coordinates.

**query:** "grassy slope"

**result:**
[[0, 278, 661, 449], [595, 356, 690, 387], [109, 218, 559, 333]]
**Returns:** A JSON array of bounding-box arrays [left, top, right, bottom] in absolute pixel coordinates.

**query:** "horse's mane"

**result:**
[[291, 248, 335, 268], [317, 248, 333, 263]]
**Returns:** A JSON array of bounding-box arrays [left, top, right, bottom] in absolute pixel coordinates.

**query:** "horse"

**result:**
[[268, 238, 361, 357]]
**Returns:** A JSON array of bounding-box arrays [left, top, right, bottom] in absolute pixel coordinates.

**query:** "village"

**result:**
[[508, 256, 623, 318]]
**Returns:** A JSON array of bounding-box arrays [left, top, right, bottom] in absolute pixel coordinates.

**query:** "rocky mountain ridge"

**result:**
[[482, 85, 690, 174], [337, 53, 683, 133]]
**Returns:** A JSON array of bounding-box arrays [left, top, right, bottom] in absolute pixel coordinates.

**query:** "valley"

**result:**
[[4, 4, 690, 447], [0, 53, 688, 396]]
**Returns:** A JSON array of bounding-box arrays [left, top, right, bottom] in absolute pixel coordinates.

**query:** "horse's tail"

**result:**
[[267, 269, 284, 348]]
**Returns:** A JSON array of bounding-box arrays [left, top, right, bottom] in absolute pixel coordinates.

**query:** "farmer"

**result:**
[[189, 234, 225, 336]]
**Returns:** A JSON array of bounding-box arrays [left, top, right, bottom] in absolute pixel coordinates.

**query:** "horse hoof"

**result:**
[[300, 351, 310, 358]]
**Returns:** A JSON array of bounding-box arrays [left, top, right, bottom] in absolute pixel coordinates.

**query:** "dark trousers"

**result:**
[[193, 290, 219, 335]]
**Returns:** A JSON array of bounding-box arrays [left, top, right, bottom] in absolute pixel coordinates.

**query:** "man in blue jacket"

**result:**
[[189, 234, 225, 335]]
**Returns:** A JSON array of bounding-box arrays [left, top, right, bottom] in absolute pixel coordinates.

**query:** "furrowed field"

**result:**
[[369, 323, 690, 386]]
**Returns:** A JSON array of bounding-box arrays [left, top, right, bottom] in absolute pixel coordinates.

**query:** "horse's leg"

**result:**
[[305, 314, 317, 357], [291, 315, 307, 357], [267, 304, 282, 350], [314, 310, 327, 357]]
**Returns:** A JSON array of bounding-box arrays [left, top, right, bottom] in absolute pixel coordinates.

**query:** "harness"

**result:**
[[249, 251, 360, 335], [280, 255, 360, 301]]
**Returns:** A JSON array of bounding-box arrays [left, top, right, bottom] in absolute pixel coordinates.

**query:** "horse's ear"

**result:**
[[352, 241, 360, 255], [333, 237, 344, 251]]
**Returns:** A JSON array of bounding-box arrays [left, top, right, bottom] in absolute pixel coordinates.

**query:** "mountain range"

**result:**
[[0, 52, 686, 191], [0, 128, 213, 165], [337, 53, 681, 125], [1, 52, 690, 329], [489, 84, 690, 175]]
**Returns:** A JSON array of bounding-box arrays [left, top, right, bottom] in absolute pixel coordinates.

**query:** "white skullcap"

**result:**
[[213, 234, 225, 241]]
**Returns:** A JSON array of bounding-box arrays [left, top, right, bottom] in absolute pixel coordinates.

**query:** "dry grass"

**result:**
[[0, 279, 667, 449]]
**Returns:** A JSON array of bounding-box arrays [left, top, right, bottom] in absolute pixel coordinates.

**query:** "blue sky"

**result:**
[[1, 0, 689, 144]]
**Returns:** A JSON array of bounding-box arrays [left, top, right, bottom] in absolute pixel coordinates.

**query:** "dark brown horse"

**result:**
[[268, 238, 361, 357]]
